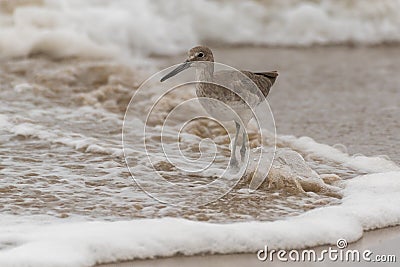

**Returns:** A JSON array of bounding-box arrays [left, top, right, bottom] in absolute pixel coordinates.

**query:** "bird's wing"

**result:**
[[212, 70, 278, 105], [213, 70, 259, 105], [241, 70, 278, 98], [253, 71, 278, 85]]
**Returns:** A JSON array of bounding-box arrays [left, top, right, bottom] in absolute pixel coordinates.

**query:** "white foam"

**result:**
[[280, 135, 400, 173], [0, 170, 399, 267], [1, 0, 400, 58]]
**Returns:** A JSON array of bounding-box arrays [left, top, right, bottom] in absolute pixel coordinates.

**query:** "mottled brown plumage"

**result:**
[[196, 70, 277, 104]]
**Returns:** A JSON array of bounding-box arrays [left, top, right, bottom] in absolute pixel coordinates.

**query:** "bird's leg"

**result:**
[[229, 121, 240, 167], [240, 130, 247, 161]]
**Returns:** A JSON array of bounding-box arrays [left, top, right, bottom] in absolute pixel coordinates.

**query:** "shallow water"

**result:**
[[1, 46, 398, 225], [0, 55, 333, 223]]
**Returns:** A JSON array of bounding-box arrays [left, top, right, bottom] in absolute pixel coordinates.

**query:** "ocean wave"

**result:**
[[1, 0, 400, 58]]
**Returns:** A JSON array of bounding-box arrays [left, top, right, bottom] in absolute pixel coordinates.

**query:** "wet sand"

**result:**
[[96, 225, 400, 267]]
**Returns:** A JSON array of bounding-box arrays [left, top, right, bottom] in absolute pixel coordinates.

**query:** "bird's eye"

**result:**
[[197, 52, 204, 57]]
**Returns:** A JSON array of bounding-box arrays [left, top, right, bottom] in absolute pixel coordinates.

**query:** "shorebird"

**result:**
[[160, 46, 278, 166]]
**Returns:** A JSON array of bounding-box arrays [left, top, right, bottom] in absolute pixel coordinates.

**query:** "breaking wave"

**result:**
[[1, 0, 400, 58]]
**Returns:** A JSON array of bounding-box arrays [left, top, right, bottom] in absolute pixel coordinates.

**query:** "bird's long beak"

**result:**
[[160, 60, 191, 82]]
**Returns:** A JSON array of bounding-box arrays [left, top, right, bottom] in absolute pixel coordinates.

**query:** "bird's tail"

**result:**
[[255, 71, 279, 85]]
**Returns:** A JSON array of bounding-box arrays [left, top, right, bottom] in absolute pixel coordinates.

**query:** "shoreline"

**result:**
[[96, 225, 400, 267], [1, 46, 399, 267]]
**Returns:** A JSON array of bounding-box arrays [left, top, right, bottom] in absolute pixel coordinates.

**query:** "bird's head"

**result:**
[[187, 46, 214, 63], [160, 46, 214, 82]]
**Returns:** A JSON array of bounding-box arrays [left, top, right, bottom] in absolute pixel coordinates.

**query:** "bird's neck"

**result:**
[[195, 65, 214, 82]]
